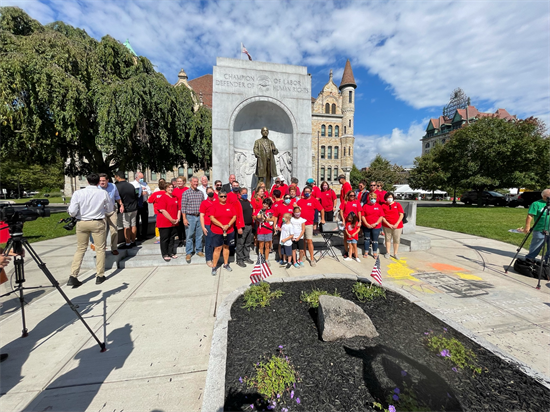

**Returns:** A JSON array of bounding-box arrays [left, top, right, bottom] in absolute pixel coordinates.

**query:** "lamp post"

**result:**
[[317, 130, 320, 185]]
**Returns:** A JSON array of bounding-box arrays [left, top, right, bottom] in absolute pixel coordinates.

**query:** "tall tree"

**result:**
[[0, 7, 211, 176], [408, 143, 447, 197], [349, 164, 365, 188], [364, 154, 402, 192]]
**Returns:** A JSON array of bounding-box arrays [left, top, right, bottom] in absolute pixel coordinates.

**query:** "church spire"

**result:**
[[339, 59, 357, 90]]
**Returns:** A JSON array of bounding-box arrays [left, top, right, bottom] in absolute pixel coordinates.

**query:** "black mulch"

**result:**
[[224, 279, 550, 412]]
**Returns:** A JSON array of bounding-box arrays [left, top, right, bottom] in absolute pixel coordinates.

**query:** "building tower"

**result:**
[[339, 59, 356, 175]]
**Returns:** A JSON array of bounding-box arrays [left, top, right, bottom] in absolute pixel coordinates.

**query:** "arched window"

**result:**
[[344, 126, 347, 135], [334, 146, 339, 159], [334, 167, 339, 181], [425, 142, 430, 148], [321, 125, 326, 137], [328, 125, 333, 137], [321, 146, 325, 159], [320, 167, 325, 181], [331, 103, 336, 114], [327, 167, 332, 181], [335, 126, 339, 137], [349, 91, 353, 103], [328, 146, 332, 159], [178, 167, 184, 176], [325, 103, 330, 114]]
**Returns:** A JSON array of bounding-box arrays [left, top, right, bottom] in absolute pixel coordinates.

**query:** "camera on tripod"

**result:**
[[0, 199, 51, 226]]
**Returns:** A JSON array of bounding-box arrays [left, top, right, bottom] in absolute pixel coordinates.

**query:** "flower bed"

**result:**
[[224, 278, 550, 412]]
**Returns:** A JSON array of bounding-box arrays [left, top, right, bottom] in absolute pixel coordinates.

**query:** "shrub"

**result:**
[[300, 288, 340, 308], [246, 350, 297, 400], [425, 330, 481, 374], [352, 281, 386, 302], [242, 282, 284, 310]]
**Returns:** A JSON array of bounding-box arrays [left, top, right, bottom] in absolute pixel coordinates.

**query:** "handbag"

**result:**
[[402, 213, 408, 224]]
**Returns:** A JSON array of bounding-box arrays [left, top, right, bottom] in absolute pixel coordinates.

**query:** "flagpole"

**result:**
[[240, 42, 242, 60]]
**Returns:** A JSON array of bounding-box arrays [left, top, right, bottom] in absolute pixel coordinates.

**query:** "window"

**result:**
[[344, 126, 347, 134], [151, 172, 157, 181], [343, 147, 346, 157], [321, 145, 325, 159], [178, 167, 184, 176], [325, 103, 330, 114], [349, 91, 353, 103], [320, 167, 325, 180], [349, 119, 351, 127], [334, 167, 339, 181], [161, 172, 166, 180], [321, 125, 326, 137], [79, 176, 85, 181], [125, 172, 129, 179], [335, 126, 339, 137], [328, 125, 332, 137], [334, 146, 339, 159], [425, 142, 430, 148], [187, 167, 194, 179], [331, 103, 336, 114], [328, 146, 332, 159], [327, 167, 332, 181]]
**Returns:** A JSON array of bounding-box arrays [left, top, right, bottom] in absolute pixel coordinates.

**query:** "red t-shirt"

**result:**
[[382, 202, 404, 228], [226, 191, 244, 229], [274, 201, 295, 227], [340, 181, 352, 204], [172, 187, 188, 204], [311, 186, 322, 199], [339, 200, 362, 220], [376, 190, 387, 205], [297, 198, 322, 225], [155, 194, 179, 228], [346, 222, 361, 240], [362, 203, 384, 228], [285, 184, 301, 197], [254, 209, 276, 235], [251, 196, 264, 212], [148, 191, 165, 205], [270, 184, 288, 198], [210, 202, 237, 234], [318, 189, 337, 212], [199, 198, 218, 226]]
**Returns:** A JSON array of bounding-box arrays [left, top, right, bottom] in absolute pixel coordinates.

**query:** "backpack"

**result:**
[[513, 258, 550, 280]]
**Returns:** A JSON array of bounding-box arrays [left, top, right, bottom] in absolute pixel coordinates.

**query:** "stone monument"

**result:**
[[253, 127, 278, 189], [212, 57, 312, 190]]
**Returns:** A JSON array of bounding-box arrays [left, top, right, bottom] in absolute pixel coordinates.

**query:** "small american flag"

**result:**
[[241, 43, 252, 61], [250, 254, 272, 284], [370, 256, 383, 285]]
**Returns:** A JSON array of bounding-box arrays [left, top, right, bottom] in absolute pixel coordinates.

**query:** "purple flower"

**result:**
[[389, 406, 396, 412], [452, 367, 458, 372], [394, 388, 400, 394], [267, 406, 273, 410], [239, 377, 243, 383], [277, 394, 281, 399], [250, 405, 254, 410], [296, 397, 301, 404], [440, 349, 451, 357], [443, 327, 448, 332], [278, 345, 283, 349], [282, 409, 288, 412], [424, 332, 429, 335], [401, 370, 407, 377], [290, 390, 294, 399], [293, 382, 296, 389], [392, 394, 399, 401]]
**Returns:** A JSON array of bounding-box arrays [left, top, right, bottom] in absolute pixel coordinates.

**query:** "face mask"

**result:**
[[216, 185, 221, 190], [139, 178, 144, 183], [241, 194, 248, 200], [370, 198, 376, 204], [322, 186, 328, 190], [294, 212, 301, 217], [387, 198, 394, 203], [284, 199, 291, 205], [207, 192, 214, 198], [233, 187, 240, 192], [304, 192, 311, 198]]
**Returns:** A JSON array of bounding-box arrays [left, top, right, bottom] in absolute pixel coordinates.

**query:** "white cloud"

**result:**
[[354, 119, 427, 168]]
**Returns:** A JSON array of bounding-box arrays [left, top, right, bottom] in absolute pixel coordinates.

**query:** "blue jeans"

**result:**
[[185, 214, 203, 256], [526, 230, 550, 261], [205, 225, 213, 262], [363, 227, 381, 254]]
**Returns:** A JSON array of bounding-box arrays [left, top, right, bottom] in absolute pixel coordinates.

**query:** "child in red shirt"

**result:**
[[344, 212, 361, 262]]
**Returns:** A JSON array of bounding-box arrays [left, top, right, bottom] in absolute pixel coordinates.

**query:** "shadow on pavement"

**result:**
[[464, 245, 519, 259], [1, 289, 46, 318]]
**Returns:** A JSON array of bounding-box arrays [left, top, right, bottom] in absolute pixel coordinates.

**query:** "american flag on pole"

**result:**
[[370, 256, 383, 285], [250, 253, 272, 284], [241, 43, 252, 61]]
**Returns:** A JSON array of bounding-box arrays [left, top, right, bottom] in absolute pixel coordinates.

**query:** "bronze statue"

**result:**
[[253, 127, 278, 188]]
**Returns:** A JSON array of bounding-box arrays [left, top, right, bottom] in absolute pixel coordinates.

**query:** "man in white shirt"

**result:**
[[67, 173, 111, 288], [99, 173, 123, 255], [198, 175, 209, 199], [131, 171, 152, 240]]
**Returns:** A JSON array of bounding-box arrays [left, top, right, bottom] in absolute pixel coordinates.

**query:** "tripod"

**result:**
[[505, 200, 550, 290], [1, 225, 106, 352]]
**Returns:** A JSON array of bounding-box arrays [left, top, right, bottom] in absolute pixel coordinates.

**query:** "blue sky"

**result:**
[[7, 0, 549, 167]]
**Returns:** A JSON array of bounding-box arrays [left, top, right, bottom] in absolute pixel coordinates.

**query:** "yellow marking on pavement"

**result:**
[[456, 272, 483, 281], [386, 259, 419, 281]]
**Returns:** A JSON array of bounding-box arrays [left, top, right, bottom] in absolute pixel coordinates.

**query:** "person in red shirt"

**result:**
[[338, 174, 352, 205], [270, 176, 288, 198], [344, 212, 361, 262], [297, 186, 325, 266], [172, 176, 189, 248], [254, 198, 276, 265], [209, 192, 237, 275], [361, 192, 384, 259], [148, 180, 166, 243], [226, 181, 245, 230], [155, 183, 181, 261], [376, 181, 388, 206], [381, 192, 404, 260], [286, 177, 301, 197], [339, 191, 362, 258], [251, 186, 266, 212], [200, 187, 218, 267], [318, 181, 337, 221]]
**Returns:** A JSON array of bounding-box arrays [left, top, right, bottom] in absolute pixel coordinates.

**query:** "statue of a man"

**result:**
[[253, 127, 279, 188]]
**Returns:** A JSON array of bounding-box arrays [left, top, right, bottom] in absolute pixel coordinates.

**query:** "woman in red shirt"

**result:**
[[319, 181, 337, 221], [155, 183, 181, 261], [381, 192, 404, 260], [361, 192, 384, 259], [339, 191, 362, 259], [210, 191, 237, 275], [251, 186, 266, 212]]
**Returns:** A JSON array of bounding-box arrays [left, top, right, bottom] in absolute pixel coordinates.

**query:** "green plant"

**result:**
[[300, 288, 340, 308], [242, 283, 284, 310], [352, 281, 386, 302], [246, 351, 297, 400], [426, 331, 481, 374]]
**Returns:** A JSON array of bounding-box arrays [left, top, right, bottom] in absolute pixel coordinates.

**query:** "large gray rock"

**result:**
[[318, 295, 379, 342]]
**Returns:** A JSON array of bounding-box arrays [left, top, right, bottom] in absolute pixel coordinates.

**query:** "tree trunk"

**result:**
[[452, 187, 457, 206]]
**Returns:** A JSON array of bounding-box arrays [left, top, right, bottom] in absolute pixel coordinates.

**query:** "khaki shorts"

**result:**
[[304, 224, 314, 240], [122, 211, 137, 228], [383, 226, 402, 243]]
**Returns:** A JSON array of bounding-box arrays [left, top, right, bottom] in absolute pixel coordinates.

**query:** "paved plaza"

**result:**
[[0, 227, 549, 411]]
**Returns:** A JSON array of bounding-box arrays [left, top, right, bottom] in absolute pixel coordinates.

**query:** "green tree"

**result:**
[[0, 7, 211, 177], [349, 164, 366, 188], [364, 154, 403, 192], [0, 156, 64, 197], [408, 143, 447, 198]]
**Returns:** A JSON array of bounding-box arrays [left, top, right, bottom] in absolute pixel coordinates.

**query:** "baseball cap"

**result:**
[[338, 174, 345, 180], [306, 178, 315, 184]]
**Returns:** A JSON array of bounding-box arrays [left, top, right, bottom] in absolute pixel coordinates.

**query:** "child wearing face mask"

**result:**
[[381, 192, 404, 260], [290, 206, 306, 268], [361, 192, 384, 259]]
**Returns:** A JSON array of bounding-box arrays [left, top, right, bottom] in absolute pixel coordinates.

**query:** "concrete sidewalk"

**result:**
[[0, 227, 549, 411]]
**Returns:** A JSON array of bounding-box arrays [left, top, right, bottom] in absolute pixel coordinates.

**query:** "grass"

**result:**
[[11, 196, 69, 204], [1, 212, 75, 246], [416, 206, 531, 248]]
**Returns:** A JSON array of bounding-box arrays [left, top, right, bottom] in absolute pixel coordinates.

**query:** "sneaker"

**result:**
[[279, 261, 287, 267], [310, 260, 317, 267], [211, 268, 218, 276], [245, 258, 254, 264], [186, 254, 192, 263], [299, 261, 305, 267], [363, 254, 369, 258], [294, 263, 301, 268], [343, 253, 349, 259], [266, 261, 271, 267], [237, 261, 246, 268], [95, 276, 107, 285], [197, 252, 205, 257], [344, 257, 352, 261], [119, 243, 132, 250], [206, 260, 213, 268], [355, 257, 361, 263], [391, 254, 399, 260], [285, 263, 292, 269], [67, 276, 82, 288], [383, 253, 389, 259], [223, 264, 232, 272]]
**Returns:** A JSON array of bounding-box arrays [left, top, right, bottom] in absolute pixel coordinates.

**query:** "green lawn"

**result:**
[[11, 196, 69, 204], [416, 206, 531, 248], [1, 212, 75, 246]]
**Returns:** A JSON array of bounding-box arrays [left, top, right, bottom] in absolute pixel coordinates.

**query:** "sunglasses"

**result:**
[[219, 195, 227, 198], [370, 185, 376, 186]]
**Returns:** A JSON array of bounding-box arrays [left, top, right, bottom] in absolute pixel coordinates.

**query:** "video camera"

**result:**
[[0, 199, 51, 224]]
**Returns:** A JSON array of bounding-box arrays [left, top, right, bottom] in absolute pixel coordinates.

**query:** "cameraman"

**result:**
[[523, 188, 550, 264], [67, 173, 111, 287]]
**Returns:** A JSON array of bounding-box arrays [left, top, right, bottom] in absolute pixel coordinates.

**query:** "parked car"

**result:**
[[508, 191, 542, 208], [460, 191, 507, 206]]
